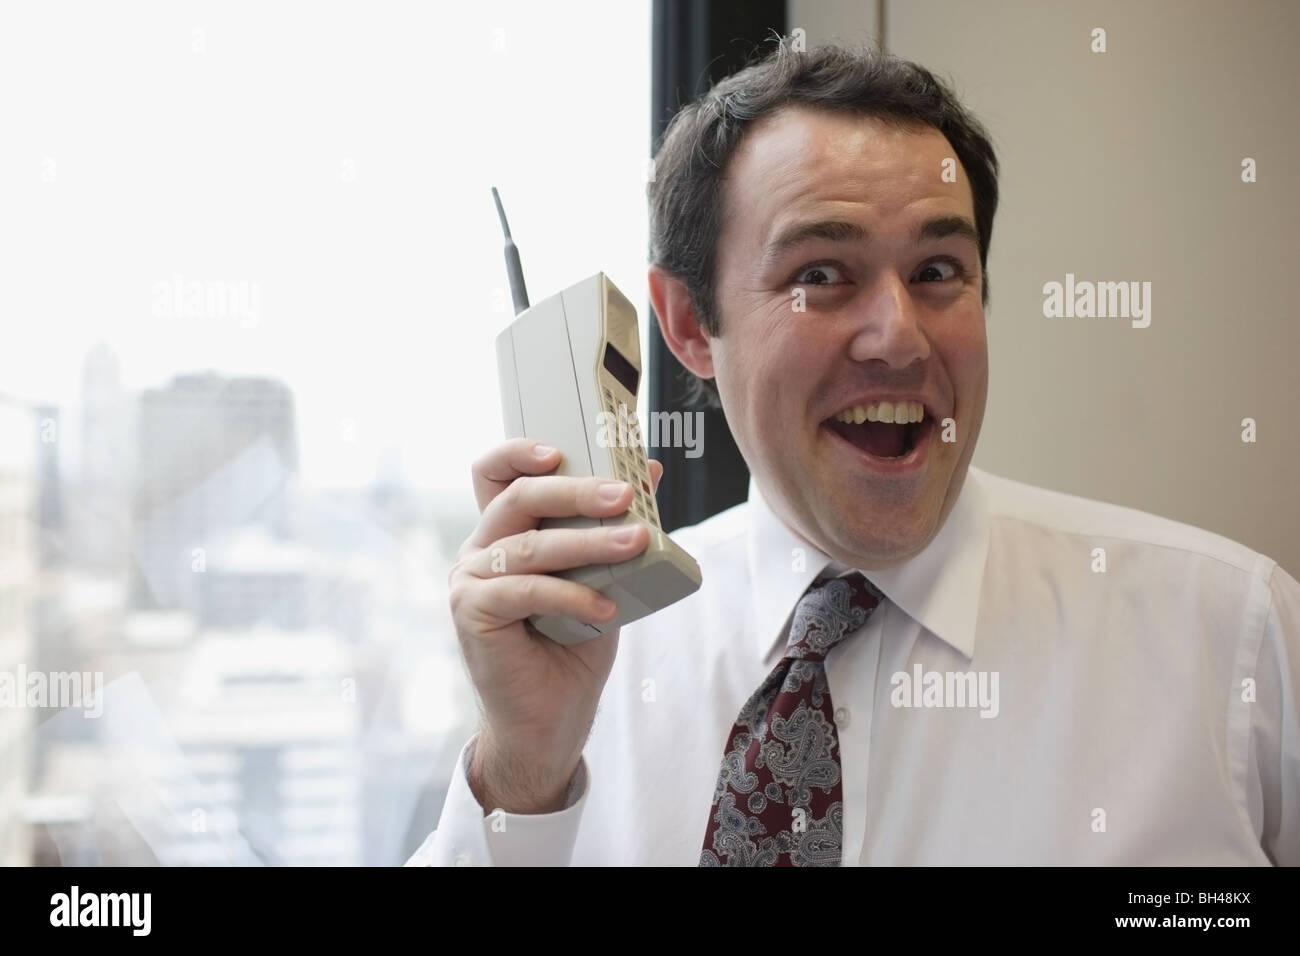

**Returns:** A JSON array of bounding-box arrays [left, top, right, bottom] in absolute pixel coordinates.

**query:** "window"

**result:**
[[0, 0, 651, 866]]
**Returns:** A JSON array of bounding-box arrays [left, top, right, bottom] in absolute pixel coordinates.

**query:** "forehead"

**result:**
[[721, 106, 973, 238]]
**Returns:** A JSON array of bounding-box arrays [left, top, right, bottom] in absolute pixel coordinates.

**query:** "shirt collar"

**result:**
[[747, 467, 991, 664]]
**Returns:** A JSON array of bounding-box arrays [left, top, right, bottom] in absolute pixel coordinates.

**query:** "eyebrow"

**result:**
[[916, 215, 980, 247], [761, 215, 981, 267]]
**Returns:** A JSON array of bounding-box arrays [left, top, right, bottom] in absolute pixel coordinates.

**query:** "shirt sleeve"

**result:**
[[1254, 564, 1300, 865], [403, 734, 589, 867]]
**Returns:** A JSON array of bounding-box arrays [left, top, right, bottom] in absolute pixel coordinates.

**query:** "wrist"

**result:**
[[469, 729, 578, 815]]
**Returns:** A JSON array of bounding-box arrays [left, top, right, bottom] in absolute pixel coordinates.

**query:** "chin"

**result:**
[[823, 500, 938, 565]]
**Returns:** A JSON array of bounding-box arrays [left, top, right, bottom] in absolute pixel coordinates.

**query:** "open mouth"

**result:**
[[823, 400, 932, 461]]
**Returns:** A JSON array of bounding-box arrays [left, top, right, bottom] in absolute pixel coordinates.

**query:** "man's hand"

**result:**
[[449, 438, 663, 814]]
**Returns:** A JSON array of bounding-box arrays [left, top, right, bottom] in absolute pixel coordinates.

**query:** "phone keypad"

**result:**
[[600, 382, 660, 530]]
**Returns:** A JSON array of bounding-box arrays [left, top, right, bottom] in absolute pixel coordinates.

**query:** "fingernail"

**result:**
[[610, 525, 639, 544], [597, 481, 627, 503], [594, 597, 617, 617], [534, 444, 556, 457]]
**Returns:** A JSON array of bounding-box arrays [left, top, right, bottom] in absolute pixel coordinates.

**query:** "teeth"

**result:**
[[833, 400, 925, 425]]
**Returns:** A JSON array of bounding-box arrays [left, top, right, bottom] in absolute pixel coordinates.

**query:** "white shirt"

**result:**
[[408, 466, 1300, 866]]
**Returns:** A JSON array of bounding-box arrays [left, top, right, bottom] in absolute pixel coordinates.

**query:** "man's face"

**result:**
[[710, 107, 988, 569]]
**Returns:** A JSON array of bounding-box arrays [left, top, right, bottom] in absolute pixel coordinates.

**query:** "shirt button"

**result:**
[[834, 706, 851, 727], [454, 854, 472, 867]]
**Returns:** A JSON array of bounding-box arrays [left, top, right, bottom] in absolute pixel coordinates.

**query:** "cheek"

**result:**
[[744, 327, 823, 415], [937, 320, 988, 395], [715, 305, 802, 391]]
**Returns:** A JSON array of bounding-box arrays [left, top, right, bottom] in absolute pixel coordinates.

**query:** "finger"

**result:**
[[469, 475, 635, 549], [648, 458, 663, 491], [463, 524, 649, 578], [462, 574, 620, 632], [471, 439, 563, 512]]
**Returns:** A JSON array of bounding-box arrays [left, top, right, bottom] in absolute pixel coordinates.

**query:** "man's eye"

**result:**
[[915, 259, 963, 283], [793, 263, 845, 286]]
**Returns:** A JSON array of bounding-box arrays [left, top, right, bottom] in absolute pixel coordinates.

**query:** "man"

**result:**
[[411, 42, 1298, 865]]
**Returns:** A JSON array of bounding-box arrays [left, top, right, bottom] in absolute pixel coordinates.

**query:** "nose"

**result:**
[[846, 271, 931, 369]]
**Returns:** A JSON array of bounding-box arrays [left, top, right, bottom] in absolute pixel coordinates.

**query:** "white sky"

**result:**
[[0, 1, 652, 500]]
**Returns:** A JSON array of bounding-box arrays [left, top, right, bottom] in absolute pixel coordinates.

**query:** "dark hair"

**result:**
[[648, 40, 1000, 406]]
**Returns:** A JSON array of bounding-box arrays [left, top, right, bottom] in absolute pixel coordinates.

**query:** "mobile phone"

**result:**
[[492, 189, 702, 644]]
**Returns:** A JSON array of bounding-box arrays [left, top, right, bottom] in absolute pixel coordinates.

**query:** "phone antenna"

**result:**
[[491, 186, 530, 315]]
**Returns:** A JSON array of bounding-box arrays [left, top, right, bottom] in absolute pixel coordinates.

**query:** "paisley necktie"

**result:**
[[700, 572, 881, 866]]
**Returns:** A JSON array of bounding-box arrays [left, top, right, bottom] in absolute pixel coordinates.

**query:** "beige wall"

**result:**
[[789, 0, 1299, 574]]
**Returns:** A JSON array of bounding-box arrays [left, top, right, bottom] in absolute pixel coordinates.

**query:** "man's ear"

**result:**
[[648, 265, 715, 381]]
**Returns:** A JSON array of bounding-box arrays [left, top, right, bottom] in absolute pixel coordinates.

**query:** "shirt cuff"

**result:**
[[403, 734, 589, 867]]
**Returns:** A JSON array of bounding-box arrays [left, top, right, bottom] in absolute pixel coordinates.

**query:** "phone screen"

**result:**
[[603, 343, 639, 395]]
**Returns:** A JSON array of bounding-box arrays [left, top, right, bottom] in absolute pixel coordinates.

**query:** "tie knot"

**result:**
[[785, 572, 881, 661]]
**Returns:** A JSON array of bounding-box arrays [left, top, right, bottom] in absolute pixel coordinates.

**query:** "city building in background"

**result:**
[[14, 360, 474, 866], [0, 395, 37, 866], [132, 372, 297, 614]]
